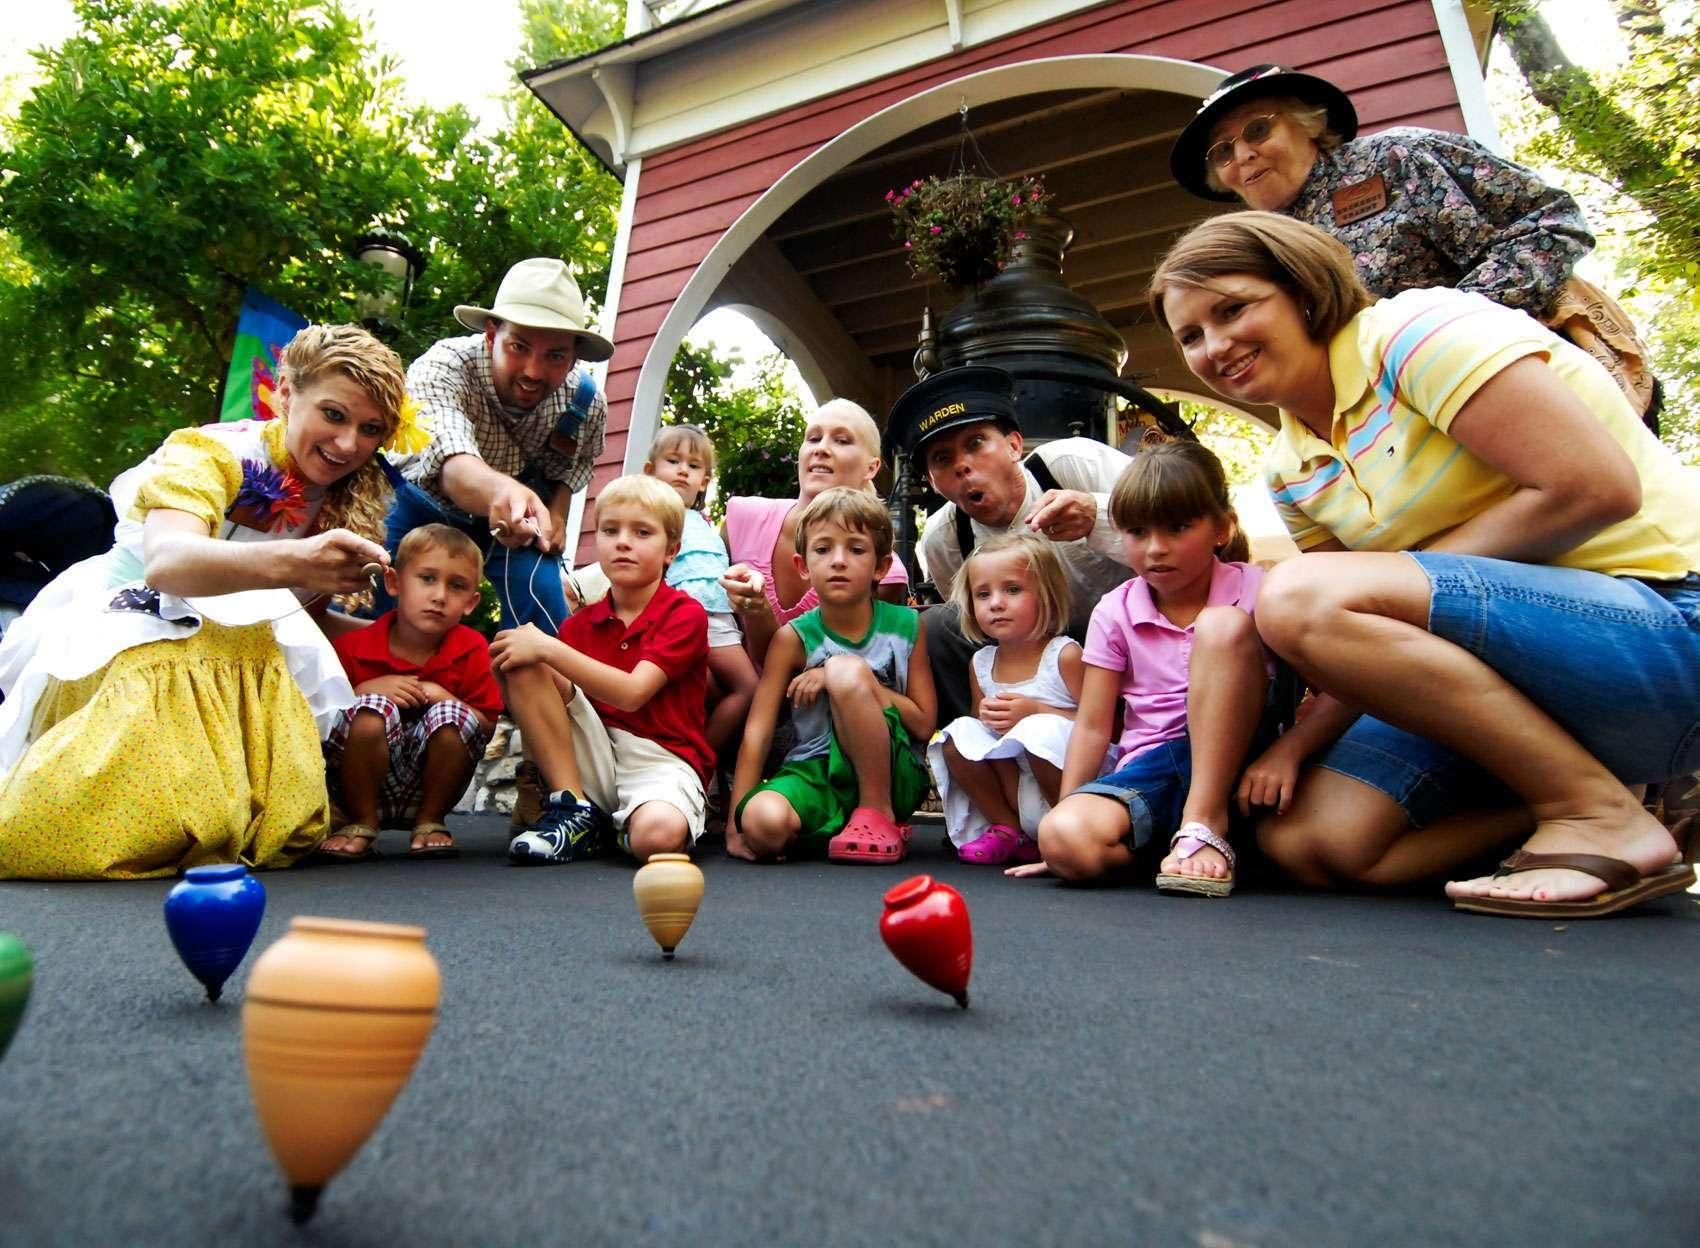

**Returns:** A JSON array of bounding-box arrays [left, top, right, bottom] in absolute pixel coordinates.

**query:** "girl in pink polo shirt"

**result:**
[[1013, 442, 1270, 897]]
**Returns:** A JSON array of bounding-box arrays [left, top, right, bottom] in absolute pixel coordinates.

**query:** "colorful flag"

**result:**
[[220, 287, 308, 423]]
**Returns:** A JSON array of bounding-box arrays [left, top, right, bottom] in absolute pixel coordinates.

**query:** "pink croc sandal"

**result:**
[[828, 806, 908, 864], [957, 823, 1022, 865]]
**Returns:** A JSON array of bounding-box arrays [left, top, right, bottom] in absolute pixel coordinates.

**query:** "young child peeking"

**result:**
[[322, 523, 503, 861], [731, 487, 935, 864], [491, 475, 713, 865], [642, 424, 759, 762]]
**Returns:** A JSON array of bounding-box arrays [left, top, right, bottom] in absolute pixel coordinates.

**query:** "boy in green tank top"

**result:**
[[731, 488, 936, 863]]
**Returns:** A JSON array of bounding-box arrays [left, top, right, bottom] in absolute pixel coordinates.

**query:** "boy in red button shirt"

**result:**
[[490, 474, 711, 865], [321, 524, 503, 861]]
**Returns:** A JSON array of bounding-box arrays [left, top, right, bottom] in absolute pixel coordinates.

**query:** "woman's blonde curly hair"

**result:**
[[275, 324, 407, 544]]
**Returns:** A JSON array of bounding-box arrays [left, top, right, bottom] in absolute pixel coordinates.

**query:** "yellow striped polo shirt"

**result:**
[[1263, 287, 1700, 580]]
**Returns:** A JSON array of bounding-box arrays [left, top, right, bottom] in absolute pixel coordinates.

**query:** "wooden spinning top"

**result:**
[[632, 854, 704, 959], [242, 917, 440, 1223]]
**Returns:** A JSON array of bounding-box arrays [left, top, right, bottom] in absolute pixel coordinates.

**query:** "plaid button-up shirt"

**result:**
[[398, 334, 607, 508]]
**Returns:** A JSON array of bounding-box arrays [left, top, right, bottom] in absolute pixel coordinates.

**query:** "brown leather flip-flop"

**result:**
[[1452, 849, 1696, 918]]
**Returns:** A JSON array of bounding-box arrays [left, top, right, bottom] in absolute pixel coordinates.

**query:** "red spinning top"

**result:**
[[879, 874, 972, 1008]]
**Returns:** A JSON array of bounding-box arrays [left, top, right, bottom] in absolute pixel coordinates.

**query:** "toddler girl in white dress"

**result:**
[[928, 533, 1092, 864]]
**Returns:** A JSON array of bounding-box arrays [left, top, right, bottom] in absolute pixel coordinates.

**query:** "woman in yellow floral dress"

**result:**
[[0, 324, 425, 879]]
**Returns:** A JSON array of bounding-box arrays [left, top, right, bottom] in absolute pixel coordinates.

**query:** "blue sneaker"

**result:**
[[508, 791, 611, 865]]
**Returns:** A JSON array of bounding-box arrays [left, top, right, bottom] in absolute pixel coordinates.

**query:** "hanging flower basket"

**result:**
[[887, 172, 1051, 290]]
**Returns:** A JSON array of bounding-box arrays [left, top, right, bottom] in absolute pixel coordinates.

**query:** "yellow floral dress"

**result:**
[[0, 421, 355, 880]]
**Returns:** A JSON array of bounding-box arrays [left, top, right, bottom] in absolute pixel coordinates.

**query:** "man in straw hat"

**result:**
[[385, 257, 616, 632]]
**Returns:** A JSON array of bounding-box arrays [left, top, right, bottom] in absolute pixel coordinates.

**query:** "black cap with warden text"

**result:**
[[888, 365, 1020, 456]]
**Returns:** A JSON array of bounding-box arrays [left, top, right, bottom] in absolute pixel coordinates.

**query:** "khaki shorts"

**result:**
[[564, 688, 707, 844]]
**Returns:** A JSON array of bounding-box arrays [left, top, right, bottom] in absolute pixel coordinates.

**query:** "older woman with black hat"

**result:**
[[1169, 64, 1658, 426]]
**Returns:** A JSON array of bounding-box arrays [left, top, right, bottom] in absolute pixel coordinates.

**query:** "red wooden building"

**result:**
[[524, 0, 1499, 551]]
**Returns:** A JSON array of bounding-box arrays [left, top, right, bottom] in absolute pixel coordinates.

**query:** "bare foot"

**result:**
[[1444, 797, 1680, 903]]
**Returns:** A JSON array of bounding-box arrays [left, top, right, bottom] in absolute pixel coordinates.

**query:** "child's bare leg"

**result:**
[[326, 709, 388, 850], [1259, 552, 1675, 903], [625, 799, 691, 862], [738, 791, 802, 861], [500, 664, 585, 799], [823, 655, 894, 818], [943, 738, 1020, 827], [411, 725, 477, 846], [704, 644, 758, 755], [1259, 767, 1530, 888], [1037, 792, 1133, 882], [1165, 606, 1267, 881], [1028, 757, 1062, 807]]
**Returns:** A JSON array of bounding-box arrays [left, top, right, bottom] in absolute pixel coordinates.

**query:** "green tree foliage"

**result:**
[[662, 340, 809, 518], [0, 0, 622, 485], [1491, 0, 1700, 457]]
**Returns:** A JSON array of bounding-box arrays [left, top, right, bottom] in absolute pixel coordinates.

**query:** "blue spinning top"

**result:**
[[163, 864, 266, 1002]]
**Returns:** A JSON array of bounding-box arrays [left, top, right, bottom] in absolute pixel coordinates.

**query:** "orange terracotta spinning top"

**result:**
[[242, 917, 440, 1223]]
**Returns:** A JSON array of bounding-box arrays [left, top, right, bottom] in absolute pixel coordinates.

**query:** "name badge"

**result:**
[[1332, 175, 1389, 226]]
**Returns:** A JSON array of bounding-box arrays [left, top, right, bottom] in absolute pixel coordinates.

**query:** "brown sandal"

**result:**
[[407, 821, 459, 860], [1453, 849, 1695, 919], [314, 824, 380, 863]]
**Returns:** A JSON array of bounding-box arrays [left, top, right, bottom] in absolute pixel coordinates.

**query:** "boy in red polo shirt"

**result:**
[[490, 474, 711, 865], [321, 524, 503, 861]]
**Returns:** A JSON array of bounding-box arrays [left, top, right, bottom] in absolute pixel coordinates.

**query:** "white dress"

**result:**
[[927, 636, 1083, 846]]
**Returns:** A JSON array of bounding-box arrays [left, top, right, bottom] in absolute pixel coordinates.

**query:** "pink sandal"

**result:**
[[828, 806, 908, 863], [957, 823, 1022, 865]]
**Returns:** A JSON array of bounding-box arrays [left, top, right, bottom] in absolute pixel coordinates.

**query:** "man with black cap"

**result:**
[[889, 365, 1135, 724], [388, 257, 616, 632]]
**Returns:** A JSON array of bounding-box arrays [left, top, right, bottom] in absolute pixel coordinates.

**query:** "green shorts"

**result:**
[[736, 705, 929, 848]]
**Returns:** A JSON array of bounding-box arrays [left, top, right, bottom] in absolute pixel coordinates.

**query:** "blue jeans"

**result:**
[[1318, 553, 1700, 826], [377, 479, 570, 633]]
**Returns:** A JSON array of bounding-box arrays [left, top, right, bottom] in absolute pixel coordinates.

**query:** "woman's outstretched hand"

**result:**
[[291, 529, 390, 596]]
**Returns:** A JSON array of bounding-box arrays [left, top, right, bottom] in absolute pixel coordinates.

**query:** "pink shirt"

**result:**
[[722, 495, 909, 627], [1082, 560, 1266, 761]]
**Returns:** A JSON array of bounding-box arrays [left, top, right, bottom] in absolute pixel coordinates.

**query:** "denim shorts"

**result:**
[[1073, 737, 1192, 854], [1317, 553, 1700, 827]]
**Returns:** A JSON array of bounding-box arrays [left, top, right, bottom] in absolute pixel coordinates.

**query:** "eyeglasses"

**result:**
[[1204, 114, 1281, 168]]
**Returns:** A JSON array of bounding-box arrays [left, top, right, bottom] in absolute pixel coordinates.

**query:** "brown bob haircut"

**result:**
[[1146, 210, 1372, 343], [1108, 440, 1250, 565], [794, 486, 894, 563]]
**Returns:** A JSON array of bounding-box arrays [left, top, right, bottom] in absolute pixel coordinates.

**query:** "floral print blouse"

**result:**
[[1287, 127, 1593, 318]]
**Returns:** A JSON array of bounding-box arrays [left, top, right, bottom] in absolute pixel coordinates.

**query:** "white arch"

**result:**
[[620, 52, 1228, 472], [704, 301, 835, 404]]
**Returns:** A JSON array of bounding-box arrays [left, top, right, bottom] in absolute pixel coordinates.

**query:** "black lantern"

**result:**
[[352, 230, 427, 339]]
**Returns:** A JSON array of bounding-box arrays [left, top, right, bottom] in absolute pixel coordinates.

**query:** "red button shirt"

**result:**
[[332, 612, 505, 721], [558, 581, 713, 782]]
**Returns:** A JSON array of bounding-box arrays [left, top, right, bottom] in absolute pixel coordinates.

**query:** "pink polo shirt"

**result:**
[[1082, 559, 1266, 761]]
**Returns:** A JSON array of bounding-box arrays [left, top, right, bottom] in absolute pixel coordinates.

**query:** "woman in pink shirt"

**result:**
[[1016, 442, 1271, 897], [719, 399, 909, 668]]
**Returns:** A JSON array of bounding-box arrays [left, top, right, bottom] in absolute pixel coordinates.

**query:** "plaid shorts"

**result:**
[[325, 694, 491, 824]]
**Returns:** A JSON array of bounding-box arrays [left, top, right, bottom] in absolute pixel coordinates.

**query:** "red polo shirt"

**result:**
[[333, 612, 505, 721], [559, 581, 712, 782]]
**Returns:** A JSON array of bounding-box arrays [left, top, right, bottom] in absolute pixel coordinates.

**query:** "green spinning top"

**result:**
[[0, 932, 32, 1064]]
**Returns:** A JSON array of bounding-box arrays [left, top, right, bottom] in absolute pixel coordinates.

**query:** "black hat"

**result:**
[[888, 366, 1019, 456], [1169, 64, 1358, 202]]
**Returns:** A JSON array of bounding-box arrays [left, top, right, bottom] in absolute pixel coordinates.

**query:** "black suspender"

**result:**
[[954, 451, 1063, 559]]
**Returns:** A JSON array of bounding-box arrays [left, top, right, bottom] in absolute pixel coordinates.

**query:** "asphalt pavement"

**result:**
[[1, 813, 1696, 1247]]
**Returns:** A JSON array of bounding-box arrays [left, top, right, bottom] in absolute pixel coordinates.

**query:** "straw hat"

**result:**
[[454, 258, 614, 362]]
